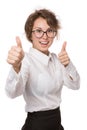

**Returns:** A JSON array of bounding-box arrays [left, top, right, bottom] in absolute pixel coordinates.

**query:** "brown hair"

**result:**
[[25, 8, 61, 42]]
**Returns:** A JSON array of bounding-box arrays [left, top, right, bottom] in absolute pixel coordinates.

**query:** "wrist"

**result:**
[[13, 63, 21, 73]]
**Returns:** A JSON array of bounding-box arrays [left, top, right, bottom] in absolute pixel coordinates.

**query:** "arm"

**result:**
[[5, 67, 24, 98], [5, 55, 29, 98], [58, 41, 80, 89], [5, 36, 27, 98], [62, 61, 80, 90]]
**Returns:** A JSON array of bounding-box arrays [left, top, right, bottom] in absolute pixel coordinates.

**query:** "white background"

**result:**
[[0, 0, 87, 130]]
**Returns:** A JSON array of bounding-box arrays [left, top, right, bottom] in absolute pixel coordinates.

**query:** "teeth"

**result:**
[[40, 42, 48, 44]]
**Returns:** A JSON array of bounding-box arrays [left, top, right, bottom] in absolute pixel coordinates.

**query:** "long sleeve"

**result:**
[[5, 54, 29, 98], [62, 61, 80, 90], [5, 68, 24, 98]]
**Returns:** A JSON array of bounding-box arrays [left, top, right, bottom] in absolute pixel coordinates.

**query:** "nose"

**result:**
[[42, 32, 48, 39]]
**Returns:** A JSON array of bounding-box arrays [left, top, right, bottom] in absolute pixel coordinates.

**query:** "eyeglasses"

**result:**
[[32, 28, 57, 38]]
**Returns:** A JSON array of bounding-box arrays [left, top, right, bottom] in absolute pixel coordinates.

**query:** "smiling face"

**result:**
[[31, 17, 55, 55]]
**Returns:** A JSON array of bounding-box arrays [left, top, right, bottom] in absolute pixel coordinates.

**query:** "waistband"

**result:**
[[28, 107, 60, 117]]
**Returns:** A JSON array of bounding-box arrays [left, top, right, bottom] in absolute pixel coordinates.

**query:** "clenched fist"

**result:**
[[58, 42, 70, 67], [7, 36, 24, 73]]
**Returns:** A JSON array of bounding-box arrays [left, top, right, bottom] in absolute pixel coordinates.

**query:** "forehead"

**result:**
[[33, 17, 50, 29]]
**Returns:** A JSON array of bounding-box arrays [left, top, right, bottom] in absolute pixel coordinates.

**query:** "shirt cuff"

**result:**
[[64, 61, 78, 81], [7, 67, 21, 81]]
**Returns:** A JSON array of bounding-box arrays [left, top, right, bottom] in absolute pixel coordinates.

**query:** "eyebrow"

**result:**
[[32, 27, 52, 31]]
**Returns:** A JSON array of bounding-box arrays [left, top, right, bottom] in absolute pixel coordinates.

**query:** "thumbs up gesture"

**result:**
[[58, 41, 70, 67], [7, 36, 24, 73]]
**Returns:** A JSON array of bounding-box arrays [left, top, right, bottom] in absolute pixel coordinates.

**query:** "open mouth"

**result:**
[[40, 41, 49, 45]]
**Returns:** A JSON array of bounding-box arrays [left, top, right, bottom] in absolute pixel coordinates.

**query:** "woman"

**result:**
[[5, 8, 80, 130]]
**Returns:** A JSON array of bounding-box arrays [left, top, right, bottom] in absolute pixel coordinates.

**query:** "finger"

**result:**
[[8, 47, 20, 57], [8, 50, 21, 59], [61, 41, 67, 52], [7, 58, 17, 65], [58, 51, 67, 57], [61, 60, 70, 67], [59, 54, 68, 60], [16, 36, 22, 48]]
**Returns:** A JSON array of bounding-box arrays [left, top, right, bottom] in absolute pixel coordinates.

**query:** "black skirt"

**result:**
[[21, 107, 64, 130]]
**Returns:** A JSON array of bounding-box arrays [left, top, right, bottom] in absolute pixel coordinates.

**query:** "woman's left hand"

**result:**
[[58, 41, 70, 67]]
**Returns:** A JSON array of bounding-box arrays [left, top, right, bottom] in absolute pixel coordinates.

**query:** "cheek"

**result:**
[[31, 34, 34, 41], [49, 38, 54, 45], [32, 37, 39, 47], [32, 35, 38, 43]]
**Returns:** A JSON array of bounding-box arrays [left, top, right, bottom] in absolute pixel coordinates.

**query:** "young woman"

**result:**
[[5, 8, 80, 130]]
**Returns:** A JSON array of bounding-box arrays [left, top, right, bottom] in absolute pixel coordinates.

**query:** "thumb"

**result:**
[[61, 41, 67, 52], [16, 36, 22, 48]]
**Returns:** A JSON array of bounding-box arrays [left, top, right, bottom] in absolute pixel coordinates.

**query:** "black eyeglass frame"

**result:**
[[32, 28, 57, 38]]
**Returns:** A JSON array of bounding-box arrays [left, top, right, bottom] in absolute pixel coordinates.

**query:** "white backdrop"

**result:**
[[0, 0, 87, 130]]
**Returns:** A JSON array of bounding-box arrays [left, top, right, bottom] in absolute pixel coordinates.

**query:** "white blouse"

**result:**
[[5, 47, 80, 112]]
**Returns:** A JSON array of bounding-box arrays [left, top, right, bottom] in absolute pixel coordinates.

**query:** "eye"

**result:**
[[35, 29, 43, 33], [47, 28, 53, 33]]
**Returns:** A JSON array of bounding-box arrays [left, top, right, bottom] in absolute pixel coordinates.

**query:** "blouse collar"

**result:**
[[29, 47, 52, 65]]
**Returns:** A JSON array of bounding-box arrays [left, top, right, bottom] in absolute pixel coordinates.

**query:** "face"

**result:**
[[31, 17, 55, 55]]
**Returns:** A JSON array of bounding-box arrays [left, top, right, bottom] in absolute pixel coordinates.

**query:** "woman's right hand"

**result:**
[[7, 36, 24, 73]]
